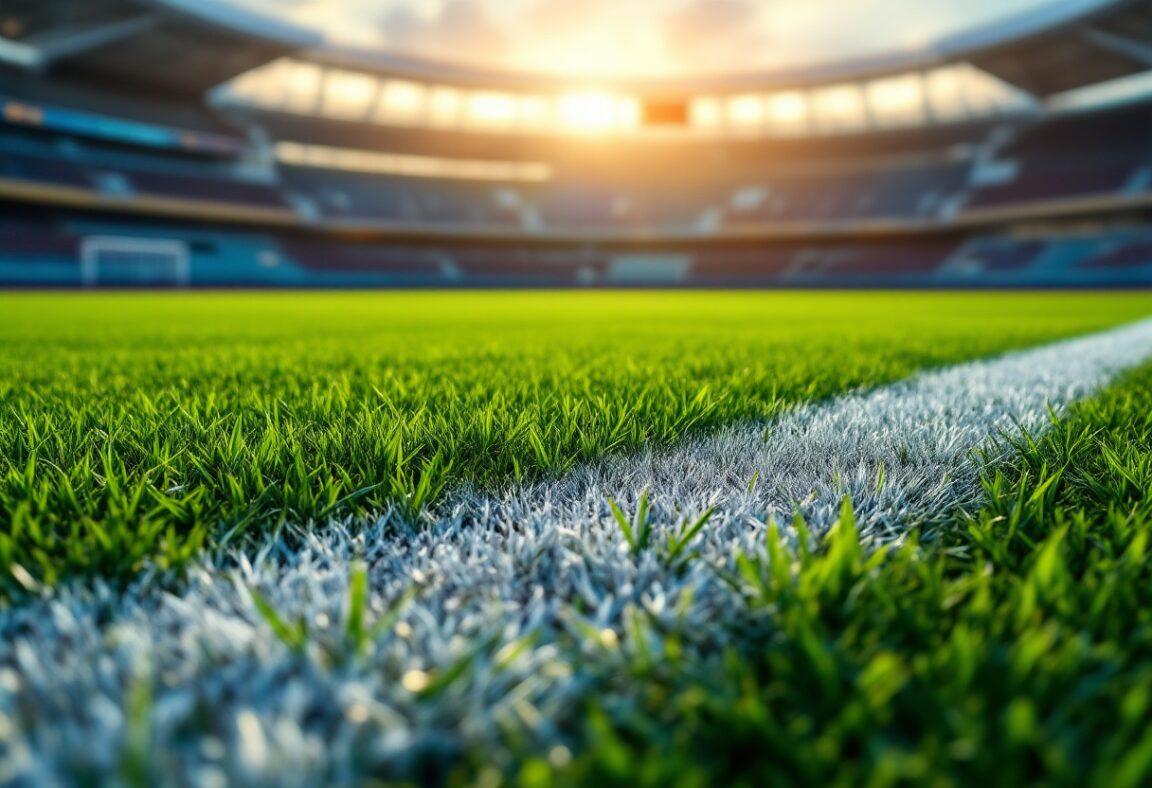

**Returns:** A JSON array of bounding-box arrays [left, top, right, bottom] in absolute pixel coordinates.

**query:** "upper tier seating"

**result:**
[[6, 99, 1152, 233], [1078, 240, 1152, 269], [280, 166, 522, 227], [723, 163, 968, 224], [0, 151, 91, 188], [967, 102, 1152, 208]]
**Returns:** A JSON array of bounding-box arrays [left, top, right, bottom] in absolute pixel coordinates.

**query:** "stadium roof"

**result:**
[[0, 0, 319, 94], [2, 0, 1152, 97]]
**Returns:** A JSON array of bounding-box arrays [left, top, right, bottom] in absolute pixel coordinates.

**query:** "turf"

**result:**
[[2, 291, 1151, 589], [4, 291, 1152, 785], [538, 361, 1152, 788]]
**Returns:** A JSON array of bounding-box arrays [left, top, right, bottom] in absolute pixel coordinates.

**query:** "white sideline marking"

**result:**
[[2, 319, 1152, 783], [472, 316, 1152, 543]]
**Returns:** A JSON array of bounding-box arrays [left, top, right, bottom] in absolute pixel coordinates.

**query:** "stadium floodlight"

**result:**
[[766, 91, 810, 135], [375, 80, 426, 122], [518, 95, 554, 131], [727, 94, 769, 130], [466, 91, 519, 128], [690, 97, 725, 131], [426, 86, 464, 127], [557, 91, 625, 133], [867, 74, 927, 126], [321, 69, 379, 120], [812, 83, 869, 132]]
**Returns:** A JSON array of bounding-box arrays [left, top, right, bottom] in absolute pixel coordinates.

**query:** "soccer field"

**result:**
[[3, 291, 1152, 784]]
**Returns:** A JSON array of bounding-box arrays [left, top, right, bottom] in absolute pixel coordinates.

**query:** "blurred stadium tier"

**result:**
[[2, 0, 1152, 287]]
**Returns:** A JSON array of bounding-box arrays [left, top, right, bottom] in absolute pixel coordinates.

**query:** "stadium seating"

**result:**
[[4, 78, 1152, 287], [126, 170, 287, 207], [450, 248, 608, 283], [8, 99, 1152, 232], [0, 226, 79, 260], [688, 246, 806, 283], [966, 157, 1139, 207], [0, 135, 289, 209], [280, 239, 443, 276], [2, 75, 247, 140], [280, 166, 521, 226], [0, 151, 92, 189], [813, 240, 961, 277], [723, 163, 969, 224], [955, 239, 1047, 272], [967, 102, 1152, 208], [1079, 240, 1152, 269]]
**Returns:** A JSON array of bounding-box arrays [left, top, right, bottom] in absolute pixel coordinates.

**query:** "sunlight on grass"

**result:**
[[2, 291, 1150, 587]]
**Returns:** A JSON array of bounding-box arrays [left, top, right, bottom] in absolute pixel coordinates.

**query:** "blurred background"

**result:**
[[3, 0, 1152, 288]]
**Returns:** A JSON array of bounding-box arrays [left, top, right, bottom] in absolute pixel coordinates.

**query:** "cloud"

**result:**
[[235, 0, 1062, 77], [374, 0, 512, 62], [660, 0, 767, 70]]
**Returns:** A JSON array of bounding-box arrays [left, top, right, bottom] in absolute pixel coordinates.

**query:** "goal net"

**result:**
[[80, 236, 190, 288]]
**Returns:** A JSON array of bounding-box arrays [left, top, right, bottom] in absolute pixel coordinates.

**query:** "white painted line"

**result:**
[[472, 316, 1152, 544], [2, 319, 1152, 783]]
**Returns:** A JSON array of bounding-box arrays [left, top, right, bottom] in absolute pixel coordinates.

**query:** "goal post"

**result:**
[[80, 236, 190, 288]]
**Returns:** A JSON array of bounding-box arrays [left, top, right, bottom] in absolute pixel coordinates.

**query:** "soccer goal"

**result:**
[[80, 236, 190, 288]]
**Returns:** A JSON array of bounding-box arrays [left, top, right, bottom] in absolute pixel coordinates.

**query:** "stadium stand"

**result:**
[[280, 166, 524, 227], [721, 163, 970, 224], [966, 102, 1152, 208], [2, 0, 1152, 287], [1079, 239, 1152, 269], [949, 238, 1048, 273], [800, 240, 964, 279]]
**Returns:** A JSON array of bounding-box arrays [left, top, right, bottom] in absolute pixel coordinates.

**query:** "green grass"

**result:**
[[4, 290, 1152, 785], [507, 362, 1152, 787], [2, 291, 1150, 590]]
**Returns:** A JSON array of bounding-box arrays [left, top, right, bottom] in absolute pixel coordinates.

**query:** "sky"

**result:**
[[235, 0, 1060, 78]]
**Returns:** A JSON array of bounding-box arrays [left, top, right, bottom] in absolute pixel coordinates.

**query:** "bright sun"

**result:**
[[556, 91, 636, 133]]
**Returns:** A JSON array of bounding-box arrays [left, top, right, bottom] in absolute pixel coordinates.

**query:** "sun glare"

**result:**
[[557, 91, 629, 133]]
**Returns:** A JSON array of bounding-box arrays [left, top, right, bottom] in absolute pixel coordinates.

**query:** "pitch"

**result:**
[[2, 291, 1152, 785]]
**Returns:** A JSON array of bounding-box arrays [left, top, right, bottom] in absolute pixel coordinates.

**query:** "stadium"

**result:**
[[5, 0, 1152, 287], [3, 0, 1152, 785]]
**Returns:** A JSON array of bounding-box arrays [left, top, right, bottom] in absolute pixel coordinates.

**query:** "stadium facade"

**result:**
[[3, 0, 1152, 287]]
